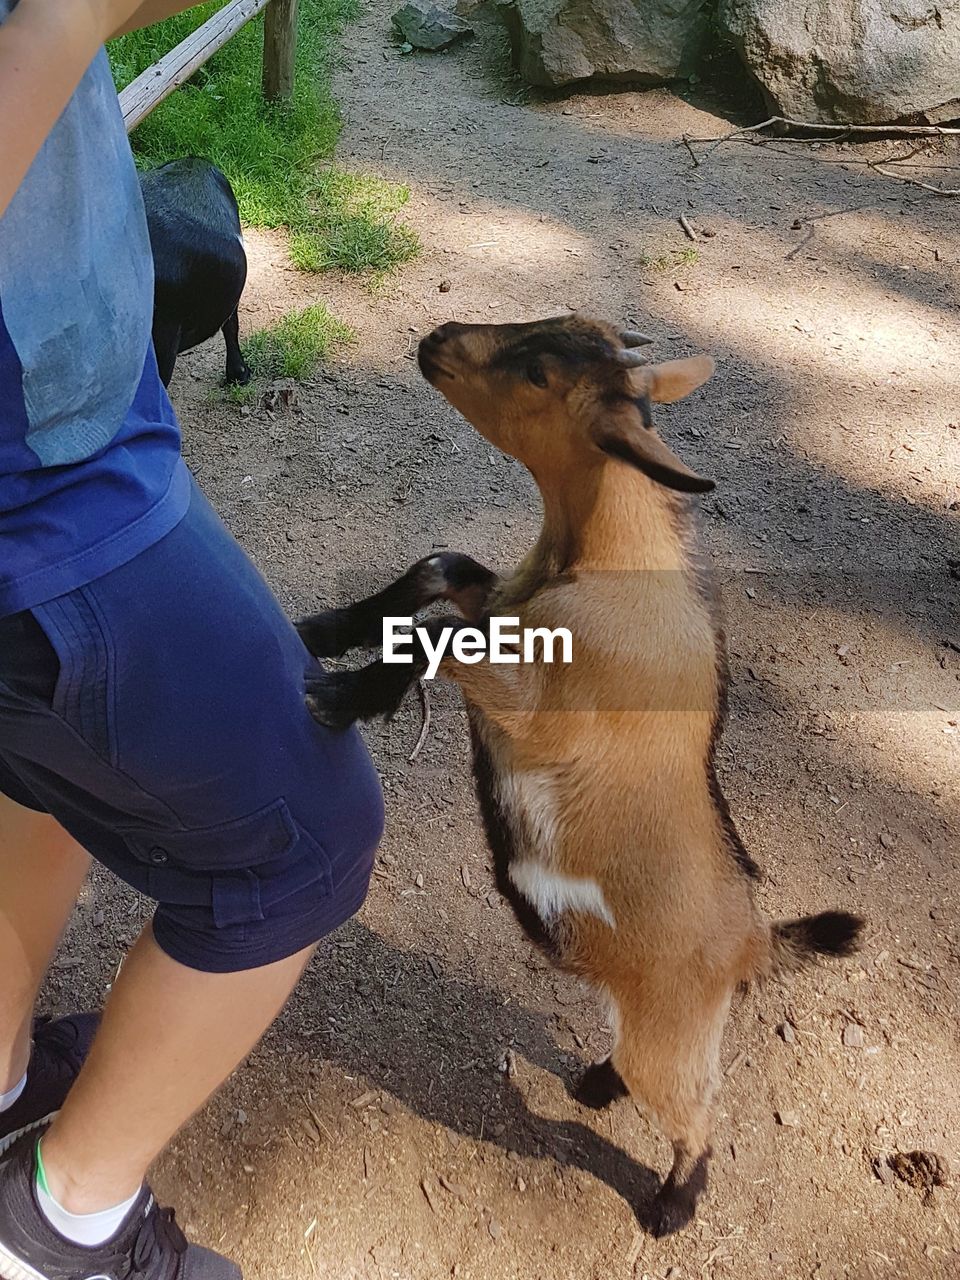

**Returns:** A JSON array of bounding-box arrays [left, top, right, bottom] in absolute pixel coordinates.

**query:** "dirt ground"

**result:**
[[46, 5, 960, 1278]]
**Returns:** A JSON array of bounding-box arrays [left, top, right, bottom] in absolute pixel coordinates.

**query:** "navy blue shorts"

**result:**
[[0, 476, 384, 972]]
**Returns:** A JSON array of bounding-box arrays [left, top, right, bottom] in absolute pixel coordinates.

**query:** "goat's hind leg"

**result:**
[[151, 317, 181, 389], [621, 1068, 714, 1238], [297, 552, 497, 658], [222, 308, 251, 386], [608, 996, 725, 1237], [654, 1135, 712, 1238], [304, 659, 418, 730]]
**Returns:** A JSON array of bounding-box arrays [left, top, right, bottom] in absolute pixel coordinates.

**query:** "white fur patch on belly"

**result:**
[[497, 768, 558, 855], [509, 860, 616, 929]]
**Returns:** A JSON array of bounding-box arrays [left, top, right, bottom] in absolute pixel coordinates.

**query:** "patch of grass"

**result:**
[[637, 246, 701, 270], [109, 2, 418, 277], [109, 2, 347, 227], [223, 379, 261, 406], [290, 171, 421, 275], [242, 304, 353, 382]]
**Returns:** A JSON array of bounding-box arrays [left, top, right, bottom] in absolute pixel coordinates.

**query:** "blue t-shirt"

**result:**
[[0, 16, 189, 618]]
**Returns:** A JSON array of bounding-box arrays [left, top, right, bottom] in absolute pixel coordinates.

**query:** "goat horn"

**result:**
[[620, 330, 655, 348], [616, 348, 652, 367]]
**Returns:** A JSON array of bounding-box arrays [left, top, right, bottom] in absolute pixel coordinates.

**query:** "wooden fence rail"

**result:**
[[120, 0, 297, 134]]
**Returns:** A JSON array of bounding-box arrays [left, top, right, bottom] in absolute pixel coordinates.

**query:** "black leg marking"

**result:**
[[305, 659, 423, 731], [304, 614, 473, 728], [651, 1150, 710, 1238], [297, 553, 496, 658], [222, 309, 251, 386], [572, 1058, 629, 1110]]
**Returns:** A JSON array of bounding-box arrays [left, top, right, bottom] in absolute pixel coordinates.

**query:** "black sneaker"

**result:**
[[0, 1016, 99, 1157], [0, 1137, 240, 1280]]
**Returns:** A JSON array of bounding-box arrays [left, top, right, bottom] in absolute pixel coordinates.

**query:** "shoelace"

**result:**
[[107, 1205, 188, 1280]]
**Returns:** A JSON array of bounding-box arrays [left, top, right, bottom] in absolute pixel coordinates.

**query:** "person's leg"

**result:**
[[39, 926, 313, 1213], [0, 483, 380, 1278], [0, 793, 91, 1093]]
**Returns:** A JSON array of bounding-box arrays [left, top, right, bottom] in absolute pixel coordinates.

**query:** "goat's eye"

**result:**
[[526, 360, 547, 388]]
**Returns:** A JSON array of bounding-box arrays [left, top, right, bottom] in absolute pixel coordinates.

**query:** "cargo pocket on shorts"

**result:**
[[120, 798, 334, 930], [31, 591, 116, 764]]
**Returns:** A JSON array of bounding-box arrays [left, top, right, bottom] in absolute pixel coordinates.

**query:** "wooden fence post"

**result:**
[[121, 0, 271, 133], [262, 0, 298, 101]]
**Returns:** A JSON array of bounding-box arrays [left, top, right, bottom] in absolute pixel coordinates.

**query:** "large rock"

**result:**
[[392, 1, 473, 49], [720, 0, 960, 124], [500, 0, 710, 88]]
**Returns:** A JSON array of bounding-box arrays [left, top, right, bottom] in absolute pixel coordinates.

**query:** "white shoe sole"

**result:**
[[0, 1239, 47, 1280]]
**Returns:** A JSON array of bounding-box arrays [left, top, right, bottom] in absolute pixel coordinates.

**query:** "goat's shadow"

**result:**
[[290, 920, 663, 1232]]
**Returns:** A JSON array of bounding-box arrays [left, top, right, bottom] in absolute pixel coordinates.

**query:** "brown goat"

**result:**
[[298, 315, 864, 1235]]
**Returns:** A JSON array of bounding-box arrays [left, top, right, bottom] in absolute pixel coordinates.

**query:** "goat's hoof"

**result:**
[[304, 671, 361, 732], [305, 691, 355, 732], [224, 363, 252, 387], [572, 1059, 628, 1110], [650, 1185, 699, 1238]]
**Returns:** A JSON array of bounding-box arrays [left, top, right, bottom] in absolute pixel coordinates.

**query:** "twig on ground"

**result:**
[[723, 141, 960, 176], [420, 1176, 441, 1215], [682, 115, 960, 166], [719, 128, 853, 148], [886, 144, 927, 165], [681, 134, 700, 167], [302, 1096, 334, 1143], [408, 678, 431, 762], [725, 1049, 748, 1078], [866, 161, 960, 195], [678, 213, 698, 241]]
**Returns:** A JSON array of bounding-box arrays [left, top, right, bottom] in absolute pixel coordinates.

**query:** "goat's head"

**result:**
[[418, 315, 715, 494]]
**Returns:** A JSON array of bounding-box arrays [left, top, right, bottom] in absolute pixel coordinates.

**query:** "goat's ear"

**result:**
[[636, 354, 715, 404], [597, 353, 715, 492], [596, 419, 715, 493]]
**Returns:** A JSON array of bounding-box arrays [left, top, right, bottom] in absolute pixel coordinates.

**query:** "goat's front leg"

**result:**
[[304, 614, 532, 732], [297, 552, 498, 658], [304, 614, 454, 730]]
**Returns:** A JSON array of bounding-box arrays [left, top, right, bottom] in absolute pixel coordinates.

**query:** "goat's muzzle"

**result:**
[[418, 322, 473, 383]]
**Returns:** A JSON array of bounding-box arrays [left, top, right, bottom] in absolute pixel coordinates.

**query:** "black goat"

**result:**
[[139, 157, 251, 388]]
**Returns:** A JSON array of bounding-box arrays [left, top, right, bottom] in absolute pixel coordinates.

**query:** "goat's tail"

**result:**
[[766, 911, 865, 976]]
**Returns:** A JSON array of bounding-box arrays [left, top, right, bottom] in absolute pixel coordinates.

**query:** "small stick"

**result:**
[[302, 1096, 334, 1143], [678, 213, 697, 241], [770, 114, 960, 136], [408, 678, 431, 762], [867, 161, 960, 195], [420, 1176, 441, 1215], [724, 1049, 748, 1078], [884, 144, 926, 164], [684, 115, 960, 166], [681, 134, 700, 166]]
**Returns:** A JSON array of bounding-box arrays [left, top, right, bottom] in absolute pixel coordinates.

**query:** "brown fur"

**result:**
[[413, 315, 864, 1233]]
